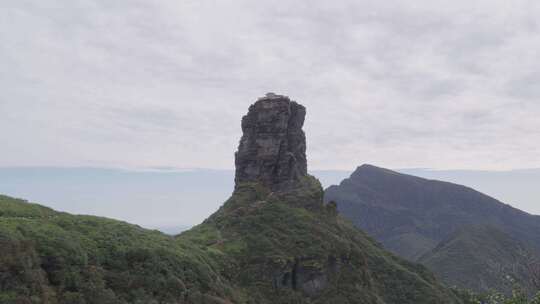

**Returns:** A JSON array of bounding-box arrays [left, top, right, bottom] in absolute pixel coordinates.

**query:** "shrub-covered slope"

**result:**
[[181, 176, 461, 303], [1, 176, 463, 303], [419, 225, 540, 295], [324, 164, 540, 294], [0, 194, 237, 304], [0, 95, 464, 303]]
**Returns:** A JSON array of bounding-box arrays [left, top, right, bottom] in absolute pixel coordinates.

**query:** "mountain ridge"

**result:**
[[325, 164, 540, 294]]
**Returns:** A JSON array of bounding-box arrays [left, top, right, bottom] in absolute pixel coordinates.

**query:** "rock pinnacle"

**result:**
[[234, 93, 307, 191]]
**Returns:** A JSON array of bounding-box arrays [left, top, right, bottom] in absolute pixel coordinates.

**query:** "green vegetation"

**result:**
[[1, 175, 464, 303], [420, 225, 540, 296], [454, 286, 540, 304], [183, 177, 460, 304], [0, 195, 236, 304], [325, 164, 540, 293]]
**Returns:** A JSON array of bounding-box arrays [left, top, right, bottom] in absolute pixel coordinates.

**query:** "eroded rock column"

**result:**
[[234, 93, 307, 191]]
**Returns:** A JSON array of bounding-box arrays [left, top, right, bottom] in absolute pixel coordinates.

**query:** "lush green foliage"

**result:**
[[180, 177, 461, 304], [0, 195, 236, 304], [454, 286, 540, 304], [1, 176, 464, 303], [420, 225, 540, 296]]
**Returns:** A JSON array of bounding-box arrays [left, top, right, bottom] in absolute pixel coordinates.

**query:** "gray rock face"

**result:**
[[235, 93, 307, 191], [271, 256, 340, 296]]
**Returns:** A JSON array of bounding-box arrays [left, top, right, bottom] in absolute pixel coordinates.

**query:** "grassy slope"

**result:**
[[181, 177, 461, 304], [0, 195, 236, 304], [419, 225, 540, 295], [0, 176, 462, 303], [324, 165, 540, 262]]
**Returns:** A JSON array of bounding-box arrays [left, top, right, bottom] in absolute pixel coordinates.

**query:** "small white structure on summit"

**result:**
[[258, 92, 287, 100]]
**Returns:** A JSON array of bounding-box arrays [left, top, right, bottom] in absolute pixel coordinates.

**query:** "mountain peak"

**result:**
[[326, 163, 540, 276], [234, 94, 307, 191], [0, 96, 464, 304], [354, 163, 385, 172], [351, 163, 403, 179]]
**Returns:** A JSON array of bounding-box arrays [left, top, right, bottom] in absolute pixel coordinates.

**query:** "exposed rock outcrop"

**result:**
[[234, 93, 307, 191], [0, 95, 464, 304]]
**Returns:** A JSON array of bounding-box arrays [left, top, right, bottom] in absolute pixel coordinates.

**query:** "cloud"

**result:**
[[1, 0, 539, 170]]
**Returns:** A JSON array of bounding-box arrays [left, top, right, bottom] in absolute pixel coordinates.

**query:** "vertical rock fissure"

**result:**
[[272, 138, 285, 186], [292, 258, 299, 291]]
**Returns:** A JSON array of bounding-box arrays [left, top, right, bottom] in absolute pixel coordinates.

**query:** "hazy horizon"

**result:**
[[2, 0, 539, 231], [1, 166, 538, 234]]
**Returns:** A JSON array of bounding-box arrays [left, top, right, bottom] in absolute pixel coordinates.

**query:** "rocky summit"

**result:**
[[0, 95, 464, 304], [235, 93, 307, 191]]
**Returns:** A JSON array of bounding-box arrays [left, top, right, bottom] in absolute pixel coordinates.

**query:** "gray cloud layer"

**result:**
[[1, 0, 540, 170]]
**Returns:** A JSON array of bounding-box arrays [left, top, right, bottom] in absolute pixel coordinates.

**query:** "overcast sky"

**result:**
[[2, 0, 540, 171]]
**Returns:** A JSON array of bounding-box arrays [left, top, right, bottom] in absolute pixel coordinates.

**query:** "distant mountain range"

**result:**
[[325, 164, 540, 294]]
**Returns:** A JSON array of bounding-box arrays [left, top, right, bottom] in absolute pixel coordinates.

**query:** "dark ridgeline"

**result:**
[[325, 163, 540, 294], [235, 93, 307, 191]]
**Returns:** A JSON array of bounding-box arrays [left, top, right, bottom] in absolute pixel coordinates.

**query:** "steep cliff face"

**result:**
[[188, 175, 460, 304], [235, 93, 307, 191], [186, 95, 461, 303], [0, 95, 463, 304]]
